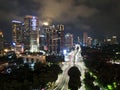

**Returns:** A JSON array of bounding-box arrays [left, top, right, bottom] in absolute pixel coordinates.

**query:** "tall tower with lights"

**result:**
[[39, 22, 49, 50], [0, 31, 4, 55], [12, 20, 23, 53], [56, 24, 65, 54], [111, 36, 118, 44], [46, 24, 64, 54], [65, 33, 73, 50], [87, 37, 92, 47], [83, 32, 88, 46], [24, 15, 40, 52]]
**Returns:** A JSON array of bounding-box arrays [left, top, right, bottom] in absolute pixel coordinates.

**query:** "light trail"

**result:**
[[52, 44, 87, 90]]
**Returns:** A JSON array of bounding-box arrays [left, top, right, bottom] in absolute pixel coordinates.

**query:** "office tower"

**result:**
[[0, 31, 4, 55], [111, 36, 118, 44], [39, 24, 49, 50], [93, 39, 99, 46], [12, 20, 23, 53], [56, 24, 64, 54], [24, 15, 40, 52], [46, 24, 64, 54], [83, 32, 88, 46], [87, 37, 92, 47], [106, 38, 112, 44], [65, 33, 73, 50], [77, 36, 81, 44]]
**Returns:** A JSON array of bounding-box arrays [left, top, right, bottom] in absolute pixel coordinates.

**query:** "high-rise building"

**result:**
[[104, 36, 118, 45], [0, 31, 4, 55], [83, 32, 88, 46], [111, 36, 118, 44], [23, 15, 40, 52], [93, 38, 99, 46], [56, 24, 65, 53], [46, 24, 64, 54], [65, 33, 73, 50], [87, 37, 92, 47], [39, 24, 49, 50], [77, 36, 81, 44], [12, 20, 23, 44], [12, 20, 23, 53]]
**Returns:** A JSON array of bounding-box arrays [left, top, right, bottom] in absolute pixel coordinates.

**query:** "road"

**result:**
[[53, 62, 72, 90], [53, 44, 87, 90]]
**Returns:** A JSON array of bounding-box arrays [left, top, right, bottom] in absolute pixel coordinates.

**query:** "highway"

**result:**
[[53, 44, 87, 90], [53, 62, 71, 90]]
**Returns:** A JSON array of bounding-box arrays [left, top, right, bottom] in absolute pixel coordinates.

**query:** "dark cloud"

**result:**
[[16, 0, 40, 16], [0, 0, 120, 41], [38, 0, 98, 22], [0, 0, 40, 19], [0, 0, 17, 12]]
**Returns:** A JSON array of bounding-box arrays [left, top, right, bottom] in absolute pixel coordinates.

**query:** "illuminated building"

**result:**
[[12, 20, 23, 53], [23, 15, 40, 52], [83, 32, 88, 46], [87, 37, 92, 47], [111, 36, 118, 44], [65, 33, 73, 50], [0, 31, 4, 55], [56, 24, 65, 54], [46, 24, 64, 54], [104, 36, 118, 45], [106, 38, 112, 44], [39, 23, 49, 50], [77, 36, 81, 44], [93, 38, 99, 47]]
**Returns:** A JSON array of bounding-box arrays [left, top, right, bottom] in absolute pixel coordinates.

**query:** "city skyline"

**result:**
[[0, 0, 120, 41]]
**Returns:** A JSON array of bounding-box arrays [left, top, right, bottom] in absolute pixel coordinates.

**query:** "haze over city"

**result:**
[[0, 0, 120, 41]]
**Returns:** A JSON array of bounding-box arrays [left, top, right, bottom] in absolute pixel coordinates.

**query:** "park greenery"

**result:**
[[0, 61, 62, 90], [83, 45, 120, 90]]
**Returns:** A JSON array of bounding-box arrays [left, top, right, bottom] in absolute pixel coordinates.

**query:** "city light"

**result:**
[[43, 22, 49, 26], [0, 1, 120, 90], [63, 49, 67, 55], [31, 16, 37, 30], [12, 20, 21, 23], [4, 49, 9, 52], [12, 42, 16, 46]]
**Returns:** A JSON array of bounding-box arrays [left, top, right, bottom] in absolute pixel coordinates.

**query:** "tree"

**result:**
[[68, 66, 81, 90]]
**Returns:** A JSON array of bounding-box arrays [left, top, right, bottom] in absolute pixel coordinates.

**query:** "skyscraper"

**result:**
[[56, 24, 65, 54], [39, 23, 49, 50], [83, 32, 88, 46], [0, 31, 4, 55], [23, 15, 40, 52], [12, 20, 23, 53], [12, 20, 22, 44], [46, 24, 64, 54], [65, 33, 73, 50], [104, 36, 118, 45], [111, 36, 118, 44], [87, 37, 92, 47]]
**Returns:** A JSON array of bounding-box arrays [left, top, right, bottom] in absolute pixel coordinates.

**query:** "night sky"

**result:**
[[0, 0, 120, 42]]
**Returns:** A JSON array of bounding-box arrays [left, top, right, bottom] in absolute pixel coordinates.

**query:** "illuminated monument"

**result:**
[[24, 15, 40, 52]]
